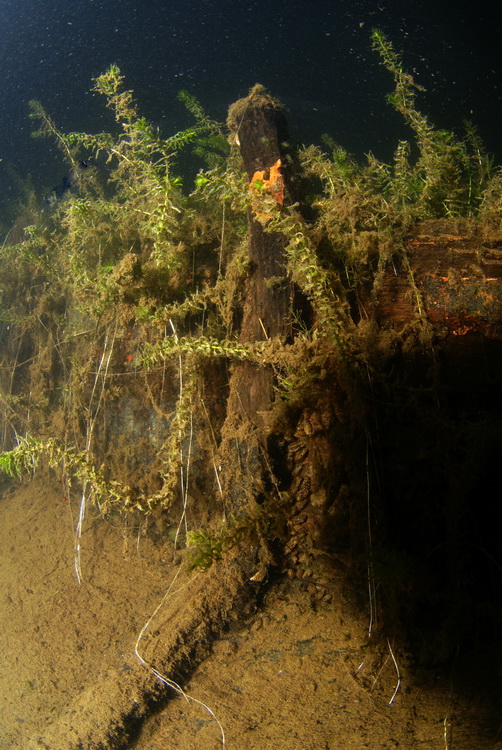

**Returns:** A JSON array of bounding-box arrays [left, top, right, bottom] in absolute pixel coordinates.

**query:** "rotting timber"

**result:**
[[225, 83, 293, 422], [372, 218, 502, 340], [217, 85, 298, 532]]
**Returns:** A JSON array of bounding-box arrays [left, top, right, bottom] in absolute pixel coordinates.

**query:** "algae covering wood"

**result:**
[[226, 85, 295, 423], [371, 219, 502, 341]]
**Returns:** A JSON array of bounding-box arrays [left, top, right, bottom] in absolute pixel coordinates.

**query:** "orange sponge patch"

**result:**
[[249, 159, 285, 206]]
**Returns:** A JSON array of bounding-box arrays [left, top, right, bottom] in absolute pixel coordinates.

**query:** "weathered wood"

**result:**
[[226, 85, 292, 424], [373, 219, 502, 341]]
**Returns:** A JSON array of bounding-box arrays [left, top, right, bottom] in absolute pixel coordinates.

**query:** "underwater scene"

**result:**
[[1, 1, 502, 748]]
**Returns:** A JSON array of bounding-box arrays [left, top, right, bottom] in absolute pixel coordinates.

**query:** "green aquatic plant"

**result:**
[[480, 168, 502, 228], [141, 334, 265, 368], [2, 67, 254, 526], [265, 205, 353, 350], [29, 99, 80, 167], [28, 66, 226, 308], [0, 435, 128, 508], [0, 447, 25, 478], [186, 527, 226, 570], [1, 39, 499, 704], [186, 488, 289, 572], [371, 27, 492, 217]]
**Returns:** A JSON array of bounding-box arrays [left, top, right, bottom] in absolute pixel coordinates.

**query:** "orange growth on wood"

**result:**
[[249, 159, 285, 206]]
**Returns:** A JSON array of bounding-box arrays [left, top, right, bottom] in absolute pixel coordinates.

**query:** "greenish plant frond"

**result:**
[[300, 143, 396, 234], [141, 334, 265, 368], [186, 527, 226, 569], [261, 205, 352, 351], [93, 64, 139, 127], [193, 164, 249, 214], [164, 125, 208, 151], [371, 28, 493, 218], [0, 449, 24, 478], [390, 140, 420, 209], [0, 435, 128, 508], [192, 134, 230, 171], [186, 486, 290, 571], [176, 90, 229, 169], [370, 29, 427, 130], [479, 167, 502, 228], [302, 141, 357, 193], [2, 35, 499, 538], [177, 90, 207, 122], [298, 145, 400, 300], [64, 130, 115, 157], [29, 100, 77, 167], [177, 90, 222, 134], [135, 288, 213, 327]]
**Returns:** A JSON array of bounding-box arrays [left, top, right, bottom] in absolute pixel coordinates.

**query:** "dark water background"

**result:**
[[0, 0, 501, 222]]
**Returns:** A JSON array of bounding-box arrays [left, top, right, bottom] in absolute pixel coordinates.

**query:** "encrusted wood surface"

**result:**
[[374, 219, 502, 340], [226, 85, 292, 424]]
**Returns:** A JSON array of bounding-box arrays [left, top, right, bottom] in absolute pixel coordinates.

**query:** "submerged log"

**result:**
[[373, 219, 502, 341], [369, 218, 502, 385], [226, 84, 293, 423], [215, 86, 297, 523]]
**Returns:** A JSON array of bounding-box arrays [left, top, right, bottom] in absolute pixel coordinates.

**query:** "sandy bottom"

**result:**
[[0, 479, 499, 749]]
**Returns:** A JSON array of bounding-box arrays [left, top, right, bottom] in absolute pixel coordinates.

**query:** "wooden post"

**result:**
[[225, 84, 293, 425], [215, 86, 296, 525]]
